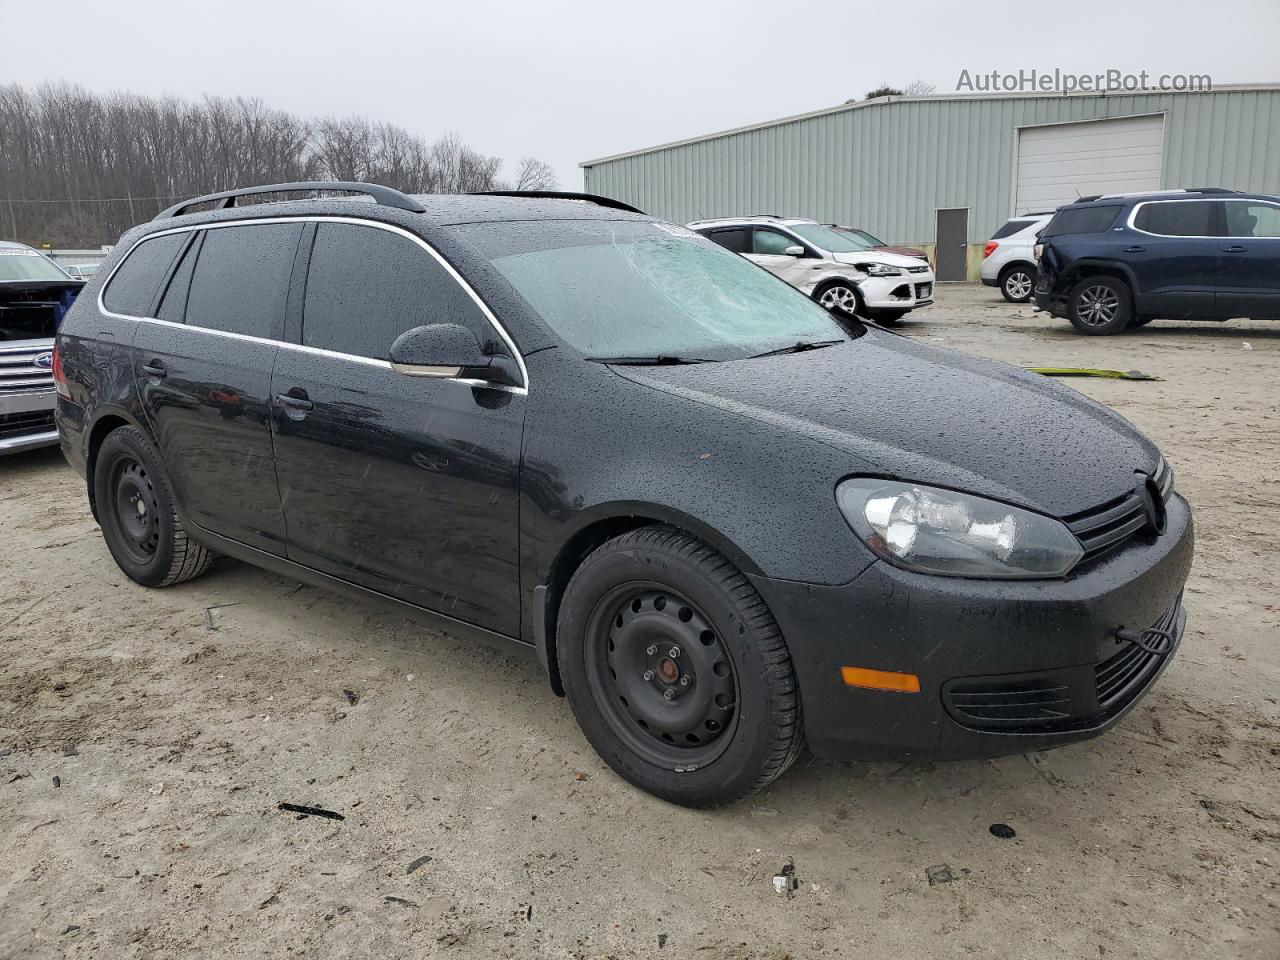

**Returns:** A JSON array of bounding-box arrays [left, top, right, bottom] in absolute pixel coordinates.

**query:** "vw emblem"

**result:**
[[33, 352, 53, 369], [1137, 476, 1167, 535]]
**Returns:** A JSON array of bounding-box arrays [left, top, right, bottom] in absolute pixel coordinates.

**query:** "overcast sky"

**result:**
[[5, 0, 1278, 189]]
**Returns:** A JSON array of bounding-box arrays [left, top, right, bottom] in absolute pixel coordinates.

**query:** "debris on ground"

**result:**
[[278, 802, 345, 821], [1028, 367, 1161, 381], [751, 805, 780, 818], [925, 864, 954, 885], [771, 859, 799, 897], [658, 933, 668, 949], [342, 689, 359, 706], [202, 602, 240, 631], [61, 743, 78, 757], [384, 896, 418, 908], [989, 823, 1017, 839], [149, 783, 164, 796], [52, 776, 60, 788], [407, 855, 433, 875]]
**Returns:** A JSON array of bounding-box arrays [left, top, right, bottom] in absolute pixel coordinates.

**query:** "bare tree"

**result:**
[[0, 82, 553, 247], [507, 157, 558, 191]]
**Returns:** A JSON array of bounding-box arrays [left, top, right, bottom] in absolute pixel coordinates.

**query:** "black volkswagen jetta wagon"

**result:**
[[54, 182, 1193, 807]]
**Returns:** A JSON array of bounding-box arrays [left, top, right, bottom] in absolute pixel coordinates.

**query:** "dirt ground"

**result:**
[[2, 284, 1278, 960]]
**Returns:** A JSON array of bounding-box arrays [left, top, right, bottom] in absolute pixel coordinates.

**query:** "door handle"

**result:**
[[140, 361, 166, 378], [1221, 245, 1247, 253], [275, 392, 313, 412], [1123, 245, 1146, 253]]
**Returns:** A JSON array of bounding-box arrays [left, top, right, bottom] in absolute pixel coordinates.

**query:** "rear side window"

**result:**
[[1223, 201, 1280, 238], [102, 234, 185, 317], [1041, 205, 1123, 238], [1133, 201, 1216, 237], [301, 223, 490, 360], [700, 227, 748, 253], [185, 223, 302, 339], [990, 219, 1035, 240]]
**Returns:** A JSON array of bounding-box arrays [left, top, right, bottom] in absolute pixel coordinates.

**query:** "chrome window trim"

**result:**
[[97, 215, 529, 393]]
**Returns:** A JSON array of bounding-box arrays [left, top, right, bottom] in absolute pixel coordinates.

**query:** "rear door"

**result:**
[[1217, 199, 1280, 319], [1127, 200, 1219, 318], [270, 220, 526, 636], [131, 221, 303, 554]]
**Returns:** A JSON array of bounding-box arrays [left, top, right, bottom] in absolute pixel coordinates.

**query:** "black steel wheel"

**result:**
[[558, 526, 803, 807], [94, 425, 214, 587]]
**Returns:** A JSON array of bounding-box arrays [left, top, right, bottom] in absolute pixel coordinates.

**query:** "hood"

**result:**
[[875, 244, 929, 260], [829, 250, 925, 269], [612, 331, 1159, 518]]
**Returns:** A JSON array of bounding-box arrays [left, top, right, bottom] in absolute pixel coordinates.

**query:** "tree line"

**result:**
[[0, 83, 557, 248]]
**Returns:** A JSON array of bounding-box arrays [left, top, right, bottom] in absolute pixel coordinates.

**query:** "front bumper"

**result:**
[[749, 493, 1193, 762], [859, 273, 935, 311], [0, 388, 59, 455]]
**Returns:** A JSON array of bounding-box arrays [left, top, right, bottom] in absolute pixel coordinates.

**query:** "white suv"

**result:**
[[688, 217, 934, 324], [980, 213, 1052, 302]]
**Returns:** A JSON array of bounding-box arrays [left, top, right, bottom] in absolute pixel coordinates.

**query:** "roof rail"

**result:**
[[1186, 186, 1240, 194], [154, 181, 427, 220], [470, 190, 644, 214]]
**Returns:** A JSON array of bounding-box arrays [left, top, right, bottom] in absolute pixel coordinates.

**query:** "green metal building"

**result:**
[[580, 85, 1280, 280]]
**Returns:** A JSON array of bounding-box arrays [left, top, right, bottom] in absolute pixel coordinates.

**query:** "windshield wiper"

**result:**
[[584, 354, 716, 365], [747, 339, 843, 360]]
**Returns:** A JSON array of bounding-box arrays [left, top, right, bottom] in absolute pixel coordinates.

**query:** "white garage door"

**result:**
[[1015, 115, 1165, 213]]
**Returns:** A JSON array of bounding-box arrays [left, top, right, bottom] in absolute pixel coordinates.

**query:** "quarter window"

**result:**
[[102, 233, 186, 317], [301, 223, 490, 360], [991, 219, 1036, 240], [1041, 205, 1123, 238], [185, 223, 302, 339], [1133, 201, 1216, 237], [752, 228, 799, 256], [1223, 201, 1280, 238]]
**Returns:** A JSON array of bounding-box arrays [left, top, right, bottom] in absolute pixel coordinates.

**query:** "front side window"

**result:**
[[1041, 205, 1123, 238], [457, 219, 851, 361], [752, 228, 801, 256], [185, 223, 302, 339], [101, 234, 186, 316], [1223, 201, 1280, 238], [1133, 201, 1216, 237], [302, 223, 490, 360]]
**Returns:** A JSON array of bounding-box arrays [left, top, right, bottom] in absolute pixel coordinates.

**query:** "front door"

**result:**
[[270, 220, 526, 637], [745, 227, 814, 287], [1217, 199, 1280, 320], [133, 222, 302, 554], [934, 208, 968, 281]]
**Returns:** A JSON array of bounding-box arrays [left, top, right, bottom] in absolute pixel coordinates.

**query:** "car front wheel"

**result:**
[[1068, 276, 1132, 335], [94, 425, 214, 587], [999, 265, 1036, 303], [814, 281, 862, 317], [557, 526, 803, 807]]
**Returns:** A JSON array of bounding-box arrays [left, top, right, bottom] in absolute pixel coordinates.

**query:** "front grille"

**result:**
[[0, 409, 55, 439], [1065, 459, 1173, 564], [0, 343, 55, 394], [943, 595, 1181, 734], [906, 265, 930, 274], [947, 679, 1071, 729]]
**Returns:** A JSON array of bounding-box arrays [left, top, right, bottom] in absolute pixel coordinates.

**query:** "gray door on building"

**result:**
[[935, 208, 969, 281]]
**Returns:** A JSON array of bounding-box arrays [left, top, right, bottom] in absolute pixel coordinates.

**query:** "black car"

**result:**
[[55, 182, 1193, 807], [1035, 188, 1280, 334]]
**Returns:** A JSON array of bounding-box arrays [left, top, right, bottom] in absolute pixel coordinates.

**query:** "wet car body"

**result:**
[[56, 188, 1192, 801]]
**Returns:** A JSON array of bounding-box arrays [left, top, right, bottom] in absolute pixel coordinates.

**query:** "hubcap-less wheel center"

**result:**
[[112, 458, 161, 561], [590, 587, 738, 766]]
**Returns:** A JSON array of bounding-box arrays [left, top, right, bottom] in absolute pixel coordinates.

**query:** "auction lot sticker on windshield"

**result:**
[[0, 249, 41, 255]]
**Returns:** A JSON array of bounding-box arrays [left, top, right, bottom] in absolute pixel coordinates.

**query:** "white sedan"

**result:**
[[688, 216, 934, 324]]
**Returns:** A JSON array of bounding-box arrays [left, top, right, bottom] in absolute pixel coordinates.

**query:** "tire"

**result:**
[[93, 425, 214, 587], [998, 264, 1036, 303], [1067, 276, 1132, 335], [557, 526, 803, 807], [870, 310, 907, 326], [813, 280, 863, 318]]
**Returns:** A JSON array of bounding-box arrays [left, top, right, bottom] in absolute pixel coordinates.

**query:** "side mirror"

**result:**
[[389, 324, 490, 378], [783, 245, 806, 257]]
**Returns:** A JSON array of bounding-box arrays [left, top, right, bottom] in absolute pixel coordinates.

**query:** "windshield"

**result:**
[[787, 223, 876, 253], [0, 248, 71, 283], [459, 220, 852, 360]]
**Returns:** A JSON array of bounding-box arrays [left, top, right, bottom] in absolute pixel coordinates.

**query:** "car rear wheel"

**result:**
[[1068, 276, 1132, 335], [999, 265, 1036, 303], [557, 526, 803, 807], [94, 425, 214, 587]]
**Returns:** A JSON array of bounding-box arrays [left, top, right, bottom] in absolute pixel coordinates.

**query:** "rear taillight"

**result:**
[[983, 241, 998, 259], [1033, 242, 1044, 260], [52, 342, 70, 398]]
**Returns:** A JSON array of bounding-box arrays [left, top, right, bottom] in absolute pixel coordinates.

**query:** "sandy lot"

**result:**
[[2, 285, 1278, 959]]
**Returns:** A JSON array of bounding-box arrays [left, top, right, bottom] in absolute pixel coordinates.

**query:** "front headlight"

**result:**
[[836, 479, 1083, 579], [857, 262, 904, 277]]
